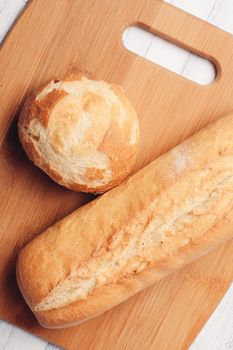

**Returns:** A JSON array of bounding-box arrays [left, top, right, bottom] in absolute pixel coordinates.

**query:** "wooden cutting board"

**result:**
[[1, 1, 233, 349]]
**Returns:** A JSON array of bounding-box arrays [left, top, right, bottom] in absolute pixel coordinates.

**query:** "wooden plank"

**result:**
[[0, 1, 233, 349]]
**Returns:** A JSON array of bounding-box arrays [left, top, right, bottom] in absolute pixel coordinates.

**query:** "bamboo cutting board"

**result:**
[[1, 1, 233, 349]]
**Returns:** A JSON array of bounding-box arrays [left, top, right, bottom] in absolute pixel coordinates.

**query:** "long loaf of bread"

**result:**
[[17, 113, 233, 328]]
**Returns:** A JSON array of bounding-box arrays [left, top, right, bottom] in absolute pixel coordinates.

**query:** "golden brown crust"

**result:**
[[19, 88, 68, 128], [18, 89, 68, 182], [98, 84, 139, 189], [24, 214, 233, 328], [17, 113, 233, 328], [18, 75, 139, 193]]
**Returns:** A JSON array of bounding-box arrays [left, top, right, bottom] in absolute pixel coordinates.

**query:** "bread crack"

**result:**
[[35, 167, 233, 311]]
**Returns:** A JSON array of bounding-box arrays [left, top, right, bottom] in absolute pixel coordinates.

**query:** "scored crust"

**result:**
[[16, 113, 233, 328], [18, 74, 139, 193]]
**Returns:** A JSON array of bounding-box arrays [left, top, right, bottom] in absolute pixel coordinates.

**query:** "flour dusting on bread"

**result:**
[[18, 75, 139, 192], [34, 159, 233, 311], [172, 147, 189, 173], [16, 113, 233, 328]]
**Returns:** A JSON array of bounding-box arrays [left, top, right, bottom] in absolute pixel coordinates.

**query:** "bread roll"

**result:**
[[17, 113, 233, 328], [18, 74, 139, 193]]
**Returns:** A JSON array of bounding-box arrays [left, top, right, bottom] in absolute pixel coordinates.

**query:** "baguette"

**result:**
[[17, 113, 233, 328]]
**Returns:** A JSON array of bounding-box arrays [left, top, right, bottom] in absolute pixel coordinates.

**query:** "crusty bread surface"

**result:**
[[18, 74, 139, 193], [17, 113, 233, 328]]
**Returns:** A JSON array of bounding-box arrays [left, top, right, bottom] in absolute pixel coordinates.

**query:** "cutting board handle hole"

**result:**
[[122, 26, 216, 85]]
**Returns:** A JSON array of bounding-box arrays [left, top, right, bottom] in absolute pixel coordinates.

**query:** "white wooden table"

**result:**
[[1, 0, 233, 349]]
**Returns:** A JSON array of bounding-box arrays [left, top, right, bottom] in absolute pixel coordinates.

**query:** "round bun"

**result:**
[[18, 75, 139, 193]]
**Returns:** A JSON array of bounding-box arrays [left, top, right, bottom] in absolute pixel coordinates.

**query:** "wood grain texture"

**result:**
[[1, 0, 233, 349]]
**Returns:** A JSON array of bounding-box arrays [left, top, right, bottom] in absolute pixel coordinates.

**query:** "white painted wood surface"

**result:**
[[123, 24, 216, 85], [0, 0, 233, 349]]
